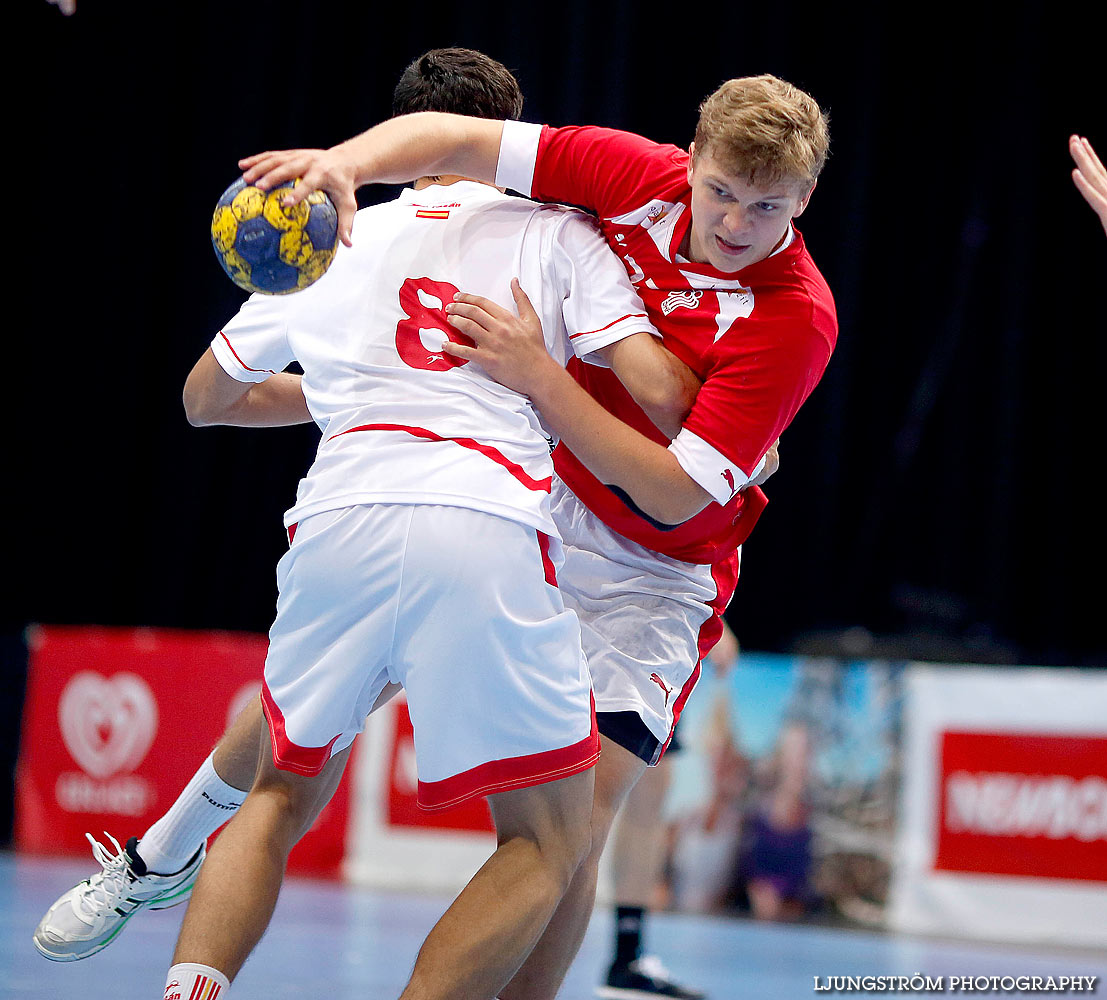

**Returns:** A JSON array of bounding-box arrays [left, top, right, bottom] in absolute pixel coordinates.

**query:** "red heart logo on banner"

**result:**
[[57, 671, 159, 779]]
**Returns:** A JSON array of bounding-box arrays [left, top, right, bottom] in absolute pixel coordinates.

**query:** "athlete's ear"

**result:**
[[686, 142, 697, 185], [793, 179, 817, 219]]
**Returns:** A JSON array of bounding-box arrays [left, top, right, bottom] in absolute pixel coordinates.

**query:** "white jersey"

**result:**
[[212, 180, 657, 535]]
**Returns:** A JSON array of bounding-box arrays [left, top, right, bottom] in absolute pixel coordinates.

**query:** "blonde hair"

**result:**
[[694, 74, 830, 188]]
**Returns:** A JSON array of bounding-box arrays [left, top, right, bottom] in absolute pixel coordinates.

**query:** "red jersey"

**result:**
[[496, 123, 838, 564]]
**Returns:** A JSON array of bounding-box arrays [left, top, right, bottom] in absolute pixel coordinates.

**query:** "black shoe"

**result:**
[[597, 955, 707, 999]]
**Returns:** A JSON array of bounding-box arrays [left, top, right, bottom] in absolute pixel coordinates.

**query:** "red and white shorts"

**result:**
[[550, 479, 740, 764], [261, 503, 599, 810]]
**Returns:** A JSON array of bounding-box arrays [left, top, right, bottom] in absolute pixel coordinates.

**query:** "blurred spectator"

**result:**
[[741, 721, 817, 921], [665, 696, 751, 913]]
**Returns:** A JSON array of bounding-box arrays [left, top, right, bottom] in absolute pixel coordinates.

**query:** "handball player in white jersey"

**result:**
[[34, 50, 707, 1000], [236, 72, 836, 1000]]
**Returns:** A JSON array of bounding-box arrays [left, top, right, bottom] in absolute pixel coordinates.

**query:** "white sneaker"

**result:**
[[32, 832, 205, 962]]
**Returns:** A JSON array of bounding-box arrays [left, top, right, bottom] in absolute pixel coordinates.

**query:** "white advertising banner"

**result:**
[[888, 665, 1107, 947]]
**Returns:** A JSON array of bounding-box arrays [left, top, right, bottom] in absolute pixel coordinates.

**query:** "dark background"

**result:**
[[5, 0, 1105, 837]]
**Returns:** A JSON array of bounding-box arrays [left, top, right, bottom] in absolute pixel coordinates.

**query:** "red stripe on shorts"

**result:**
[[417, 694, 599, 811], [658, 549, 742, 760], [328, 423, 553, 493], [536, 531, 558, 586], [260, 678, 342, 777]]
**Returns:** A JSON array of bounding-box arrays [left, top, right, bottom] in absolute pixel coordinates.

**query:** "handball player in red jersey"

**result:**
[[240, 72, 837, 1000]]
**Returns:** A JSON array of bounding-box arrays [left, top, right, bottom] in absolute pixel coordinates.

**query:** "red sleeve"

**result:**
[[683, 310, 835, 476], [532, 125, 689, 219]]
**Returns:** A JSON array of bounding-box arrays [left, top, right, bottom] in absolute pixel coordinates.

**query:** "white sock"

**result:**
[[138, 752, 247, 874], [164, 963, 230, 1000]]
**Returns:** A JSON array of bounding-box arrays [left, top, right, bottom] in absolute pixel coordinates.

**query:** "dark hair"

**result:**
[[392, 48, 524, 121]]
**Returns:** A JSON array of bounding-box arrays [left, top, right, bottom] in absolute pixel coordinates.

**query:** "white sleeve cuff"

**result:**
[[495, 121, 542, 197], [210, 331, 276, 384], [572, 320, 656, 368], [668, 429, 755, 505]]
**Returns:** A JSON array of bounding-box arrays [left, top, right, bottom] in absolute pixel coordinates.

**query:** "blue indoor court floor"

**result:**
[[3, 852, 1104, 999]]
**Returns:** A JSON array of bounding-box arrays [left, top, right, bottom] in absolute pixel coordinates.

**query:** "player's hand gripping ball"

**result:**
[[211, 178, 339, 295]]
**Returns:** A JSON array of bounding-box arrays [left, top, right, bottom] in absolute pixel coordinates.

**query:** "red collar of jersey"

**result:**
[[668, 212, 807, 286]]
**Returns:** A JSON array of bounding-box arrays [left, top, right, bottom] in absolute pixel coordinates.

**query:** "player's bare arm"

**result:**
[[240, 113, 503, 245], [183, 348, 312, 428], [1070, 134, 1107, 236], [445, 281, 713, 525], [599, 334, 701, 440]]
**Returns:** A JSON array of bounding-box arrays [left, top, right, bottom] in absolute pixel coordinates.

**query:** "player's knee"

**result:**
[[560, 814, 593, 877], [493, 777, 594, 888], [530, 818, 591, 894], [527, 803, 593, 877], [584, 787, 627, 861], [549, 783, 599, 885], [250, 769, 323, 828]]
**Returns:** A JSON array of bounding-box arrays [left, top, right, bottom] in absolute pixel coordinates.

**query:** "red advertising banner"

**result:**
[[386, 696, 494, 833], [16, 626, 351, 877], [934, 730, 1107, 883]]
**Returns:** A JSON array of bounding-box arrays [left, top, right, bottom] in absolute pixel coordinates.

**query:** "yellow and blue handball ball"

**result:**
[[211, 178, 339, 295]]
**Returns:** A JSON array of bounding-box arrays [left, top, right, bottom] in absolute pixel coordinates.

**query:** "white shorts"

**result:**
[[261, 503, 599, 810], [551, 479, 740, 765]]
